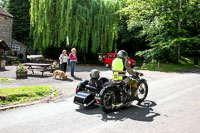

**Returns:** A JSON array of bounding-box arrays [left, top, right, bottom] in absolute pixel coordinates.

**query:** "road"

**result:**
[[0, 73, 200, 133]]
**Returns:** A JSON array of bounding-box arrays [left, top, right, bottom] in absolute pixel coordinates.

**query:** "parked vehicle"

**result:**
[[104, 53, 136, 68], [73, 72, 148, 113]]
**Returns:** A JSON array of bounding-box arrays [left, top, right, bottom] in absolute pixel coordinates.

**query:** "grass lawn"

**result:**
[[0, 78, 12, 84], [0, 86, 58, 105], [136, 57, 200, 72]]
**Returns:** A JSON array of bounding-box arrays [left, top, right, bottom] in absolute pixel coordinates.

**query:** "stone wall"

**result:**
[[12, 39, 27, 60], [0, 14, 13, 47]]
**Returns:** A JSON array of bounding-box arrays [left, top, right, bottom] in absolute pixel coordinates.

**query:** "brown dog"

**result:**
[[53, 70, 67, 79]]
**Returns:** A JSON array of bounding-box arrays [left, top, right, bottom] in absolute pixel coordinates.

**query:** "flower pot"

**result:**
[[16, 71, 28, 79]]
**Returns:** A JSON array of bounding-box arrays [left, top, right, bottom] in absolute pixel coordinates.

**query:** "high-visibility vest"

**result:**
[[112, 58, 125, 80]]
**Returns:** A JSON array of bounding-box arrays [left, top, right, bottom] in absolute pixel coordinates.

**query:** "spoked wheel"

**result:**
[[101, 90, 115, 113], [135, 80, 148, 102]]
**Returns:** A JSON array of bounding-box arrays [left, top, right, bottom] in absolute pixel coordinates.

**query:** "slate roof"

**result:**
[[0, 6, 13, 18], [0, 40, 11, 51]]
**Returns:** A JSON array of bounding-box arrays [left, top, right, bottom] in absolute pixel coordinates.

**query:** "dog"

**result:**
[[53, 70, 67, 79]]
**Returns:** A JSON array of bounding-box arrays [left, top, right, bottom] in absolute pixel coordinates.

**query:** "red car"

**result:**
[[104, 53, 136, 68]]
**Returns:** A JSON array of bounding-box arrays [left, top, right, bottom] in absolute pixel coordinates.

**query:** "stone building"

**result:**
[[0, 7, 27, 60], [0, 6, 13, 47], [12, 39, 27, 60]]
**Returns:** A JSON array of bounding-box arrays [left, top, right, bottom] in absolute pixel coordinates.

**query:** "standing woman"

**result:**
[[69, 48, 77, 77], [59, 50, 69, 73]]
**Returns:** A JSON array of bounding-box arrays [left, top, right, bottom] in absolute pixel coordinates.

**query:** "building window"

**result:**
[[12, 44, 20, 52]]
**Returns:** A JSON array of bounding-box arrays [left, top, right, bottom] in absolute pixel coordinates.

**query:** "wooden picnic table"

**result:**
[[23, 63, 52, 77]]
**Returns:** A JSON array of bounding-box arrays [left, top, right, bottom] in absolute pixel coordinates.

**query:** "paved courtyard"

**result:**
[[0, 65, 182, 101]]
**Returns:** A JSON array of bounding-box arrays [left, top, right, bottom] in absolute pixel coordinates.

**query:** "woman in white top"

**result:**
[[59, 50, 69, 72]]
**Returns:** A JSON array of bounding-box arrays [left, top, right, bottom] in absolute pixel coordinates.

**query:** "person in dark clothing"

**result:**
[[88, 69, 103, 89]]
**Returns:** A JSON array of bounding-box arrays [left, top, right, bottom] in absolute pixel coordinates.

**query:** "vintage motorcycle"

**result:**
[[74, 72, 148, 113]]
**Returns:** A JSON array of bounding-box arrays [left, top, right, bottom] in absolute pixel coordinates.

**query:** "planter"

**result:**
[[16, 71, 28, 79], [0, 60, 6, 69]]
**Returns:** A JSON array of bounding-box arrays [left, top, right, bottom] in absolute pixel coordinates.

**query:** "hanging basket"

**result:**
[[16, 71, 28, 79]]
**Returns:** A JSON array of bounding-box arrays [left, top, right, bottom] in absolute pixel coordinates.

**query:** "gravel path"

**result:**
[[0, 65, 184, 101]]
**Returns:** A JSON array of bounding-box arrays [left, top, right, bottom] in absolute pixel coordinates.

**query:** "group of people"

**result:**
[[59, 48, 135, 82], [59, 48, 77, 77]]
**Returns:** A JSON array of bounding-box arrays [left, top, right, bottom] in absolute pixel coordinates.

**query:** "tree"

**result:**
[[7, 0, 31, 46], [121, 0, 200, 63], [30, 0, 120, 55], [0, 0, 9, 9]]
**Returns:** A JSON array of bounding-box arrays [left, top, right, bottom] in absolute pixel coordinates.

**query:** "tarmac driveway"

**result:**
[[0, 65, 187, 100]]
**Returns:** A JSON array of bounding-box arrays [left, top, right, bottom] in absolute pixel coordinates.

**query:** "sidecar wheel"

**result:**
[[135, 80, 148, 102], [101, 90, 115, 113]]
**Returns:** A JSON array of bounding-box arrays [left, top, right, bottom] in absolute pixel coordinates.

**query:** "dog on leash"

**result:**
[[53, 70, 67, 79]]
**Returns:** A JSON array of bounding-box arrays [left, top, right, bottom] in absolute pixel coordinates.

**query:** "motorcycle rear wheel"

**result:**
[[135, 80, 148, 102], [101, 90, 115, 113]]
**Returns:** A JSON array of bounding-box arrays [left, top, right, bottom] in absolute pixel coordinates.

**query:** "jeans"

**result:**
[[70, 61, 76, 76]]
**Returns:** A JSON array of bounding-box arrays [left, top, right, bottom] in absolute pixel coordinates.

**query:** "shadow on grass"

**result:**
[[177, 67, 200, 74], [76, 100, 160, 122]]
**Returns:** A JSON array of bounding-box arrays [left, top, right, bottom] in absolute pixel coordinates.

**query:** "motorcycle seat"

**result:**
[[85, 85, 99, 92]]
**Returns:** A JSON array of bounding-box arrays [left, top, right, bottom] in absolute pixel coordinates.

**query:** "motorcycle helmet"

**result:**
[[117, 50, 128, 59], [90, 69, 100, 79]]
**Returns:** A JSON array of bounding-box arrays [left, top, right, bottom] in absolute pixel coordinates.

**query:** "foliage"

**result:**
[[0, 78, 11, 84], [7, 0, 31, 46], [0, 0, 9, 9], [121, 0, 200, 63], [51, 61, 59, 69], [0, 86, 55, 105], [30, 0, 120, 54], [117, 16, 148, 57], [18, 53, 24, 60], [16, 64, 27, 72]]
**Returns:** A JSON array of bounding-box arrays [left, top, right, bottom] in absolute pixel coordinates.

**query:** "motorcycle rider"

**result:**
[[112, 50, 137, 80], [88, 69, 103, 89], [112, 50, 140, 103]]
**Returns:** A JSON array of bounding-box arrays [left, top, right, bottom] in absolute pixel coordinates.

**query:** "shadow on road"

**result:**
[[76, 100, 160, 122], [72, 76, 82, 81], [27, 74, 52, 78], [0, 69, 10, 72], [74, 65, 111, 72], [55, 78, 73, 82]]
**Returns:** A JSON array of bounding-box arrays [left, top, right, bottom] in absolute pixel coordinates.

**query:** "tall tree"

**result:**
[[7, 0, 31, 46], [121, 0, 200, 62], [30, 0, 120, 54], [0, 0, 9, 9]]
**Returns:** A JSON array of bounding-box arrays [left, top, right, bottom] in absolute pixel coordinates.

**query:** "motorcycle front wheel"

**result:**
[[135, 80, 148, 102], [101, 90, 115, 113]]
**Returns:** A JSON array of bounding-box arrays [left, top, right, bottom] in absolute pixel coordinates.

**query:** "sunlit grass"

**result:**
[[0, 86, 57, 105], [136, 57, 200, 72], [0, 78, 11, 84]]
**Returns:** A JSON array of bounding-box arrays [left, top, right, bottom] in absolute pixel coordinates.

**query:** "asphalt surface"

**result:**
[[0, 73, 200, 133]]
